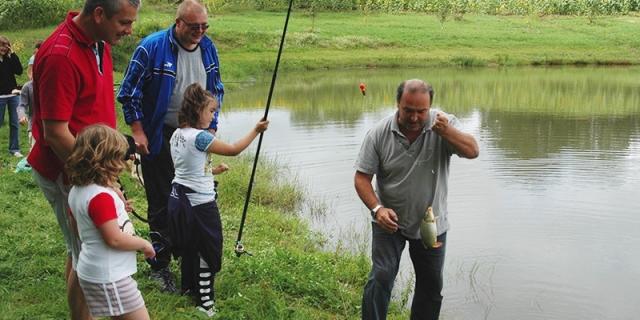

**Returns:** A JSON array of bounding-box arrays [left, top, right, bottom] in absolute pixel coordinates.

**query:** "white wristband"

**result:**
[[370, 204, 383, 219]]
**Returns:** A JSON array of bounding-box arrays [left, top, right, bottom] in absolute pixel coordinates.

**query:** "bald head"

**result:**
[[176, 0, 207, 19], [396, 79, 434, 105]]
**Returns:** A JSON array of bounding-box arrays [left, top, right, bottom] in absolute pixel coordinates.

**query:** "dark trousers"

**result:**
[[362, 223, 447, 320], [180, 200, 223, 294], [141, 125, 176, 270], [0, 95, 20, 153], [167, 183, 223, 294]]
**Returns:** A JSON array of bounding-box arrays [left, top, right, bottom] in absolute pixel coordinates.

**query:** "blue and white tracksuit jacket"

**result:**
[[117, 25, 224, 159]]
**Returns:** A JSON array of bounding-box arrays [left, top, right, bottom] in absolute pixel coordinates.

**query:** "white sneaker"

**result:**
[[196, 306, 217, 318], [11, 151, 23, 158]]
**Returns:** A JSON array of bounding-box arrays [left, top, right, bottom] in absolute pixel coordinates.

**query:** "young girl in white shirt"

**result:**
[[66, 124, 155, 320], [168, 83, 268, 317]]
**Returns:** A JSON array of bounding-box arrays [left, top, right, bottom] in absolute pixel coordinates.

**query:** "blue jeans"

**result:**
[[362, 223, 447, 320], [0, 95, 20, 153]]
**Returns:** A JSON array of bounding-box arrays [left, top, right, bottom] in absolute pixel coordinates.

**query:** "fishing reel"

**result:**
[[123, 134, 137, 161], [234, 241, 252, 257]]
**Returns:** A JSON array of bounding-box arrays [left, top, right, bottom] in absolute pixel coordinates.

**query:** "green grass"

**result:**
[[4, 8, 640, 86], [0, 143, 409, 319]]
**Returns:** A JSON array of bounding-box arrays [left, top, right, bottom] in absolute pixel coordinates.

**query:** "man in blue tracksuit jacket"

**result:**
[[117, 0, 223, 294]]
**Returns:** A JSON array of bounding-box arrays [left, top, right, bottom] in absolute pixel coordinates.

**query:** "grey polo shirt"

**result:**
[[355, 109, 461, 239]]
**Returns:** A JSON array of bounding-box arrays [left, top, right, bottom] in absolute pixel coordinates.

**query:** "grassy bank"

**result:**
[[0, 143, 409, 319], [3, 7, 640, 86]]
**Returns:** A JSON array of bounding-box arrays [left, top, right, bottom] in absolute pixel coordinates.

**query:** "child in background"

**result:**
[[18, 40, 41, 149], [66, 124, 155, 320], [168, 83, 268, 317], [17, 80, 33, 148], [26, 40, 42, 80]]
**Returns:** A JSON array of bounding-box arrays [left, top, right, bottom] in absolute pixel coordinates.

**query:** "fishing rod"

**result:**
[[235, 0, 294, 257]]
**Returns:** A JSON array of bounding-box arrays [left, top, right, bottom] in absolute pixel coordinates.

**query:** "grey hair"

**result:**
[[396, 79, 434, 104], [82, 0, 141, 18], [176, 0, 207, 19]]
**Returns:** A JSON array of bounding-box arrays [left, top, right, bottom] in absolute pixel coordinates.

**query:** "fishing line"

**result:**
[[234, 0, 294, 257]]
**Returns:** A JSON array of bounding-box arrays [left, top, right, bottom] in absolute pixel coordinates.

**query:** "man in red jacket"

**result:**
[[28, 1, 140, 319]]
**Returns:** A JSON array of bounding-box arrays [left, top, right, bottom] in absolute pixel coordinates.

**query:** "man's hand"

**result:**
[[130, 122, 149, 155], [375, 207, 399, 233], [431, 112, 449, 135], [19, 116, 28, 125]]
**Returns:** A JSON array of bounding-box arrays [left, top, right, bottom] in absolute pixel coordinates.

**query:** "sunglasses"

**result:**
[[179, 18, 209, 32]]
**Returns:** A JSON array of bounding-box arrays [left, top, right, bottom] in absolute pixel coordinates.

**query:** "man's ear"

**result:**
[[93, 6, 106, 24]]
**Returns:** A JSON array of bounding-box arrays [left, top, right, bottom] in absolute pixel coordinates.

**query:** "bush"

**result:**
[[0, 0, 81, 30]]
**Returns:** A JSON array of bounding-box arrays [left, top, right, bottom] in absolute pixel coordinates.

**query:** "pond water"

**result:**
[[218, 66, 640, 319]]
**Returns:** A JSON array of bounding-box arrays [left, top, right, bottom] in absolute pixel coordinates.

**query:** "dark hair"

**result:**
[[66, 124, 128, 186], [178, 83, 217, 128], [396, 79, 434, 104], [82, 0, 140, 18], [34, 40, 43, 49]]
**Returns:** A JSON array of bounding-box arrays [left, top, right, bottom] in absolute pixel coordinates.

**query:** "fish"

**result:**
[[420, 206, 442, 249]]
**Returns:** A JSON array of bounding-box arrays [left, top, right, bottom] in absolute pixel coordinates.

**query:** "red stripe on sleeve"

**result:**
[[88, 192, 118, 227]]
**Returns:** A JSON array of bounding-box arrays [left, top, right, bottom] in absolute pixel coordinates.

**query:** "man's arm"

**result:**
[[36, 56, 78, 159], [42, 119, 75, 161], [117, 45, 150, 155], [354, 171, 378, 210], [432, 113, 479, 159], [207, 43, 224, 131], [354, 171, 398, 233]]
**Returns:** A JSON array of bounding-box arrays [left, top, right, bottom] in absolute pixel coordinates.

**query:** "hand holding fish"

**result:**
[[375, 207, 399, 233], [431, 112, 449, 135]]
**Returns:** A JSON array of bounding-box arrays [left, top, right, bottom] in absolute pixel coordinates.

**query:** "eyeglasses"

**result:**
[[179, 18, 209, 32]]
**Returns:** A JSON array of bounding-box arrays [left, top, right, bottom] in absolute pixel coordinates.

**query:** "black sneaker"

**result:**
[[150, 267, 178, 293]]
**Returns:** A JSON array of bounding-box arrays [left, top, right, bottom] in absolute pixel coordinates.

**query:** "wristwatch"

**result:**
[[370, 204, 383, 219]]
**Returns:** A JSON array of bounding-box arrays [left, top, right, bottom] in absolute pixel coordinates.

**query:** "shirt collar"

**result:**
[[66, 12, 97, 47]]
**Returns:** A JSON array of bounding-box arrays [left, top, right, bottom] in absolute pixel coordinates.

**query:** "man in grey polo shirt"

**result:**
[[355, 79, 479, 320]]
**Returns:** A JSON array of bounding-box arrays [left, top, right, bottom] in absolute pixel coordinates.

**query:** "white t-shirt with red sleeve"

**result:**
[[68, 184, 136, 283]]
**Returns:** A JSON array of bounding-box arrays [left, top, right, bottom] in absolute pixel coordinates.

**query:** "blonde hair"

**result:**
[[66, 124, 128, 186]]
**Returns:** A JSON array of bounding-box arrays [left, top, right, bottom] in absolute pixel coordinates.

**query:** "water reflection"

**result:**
[[227, 66, 640, 118], [219, 66, 640, 320]]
